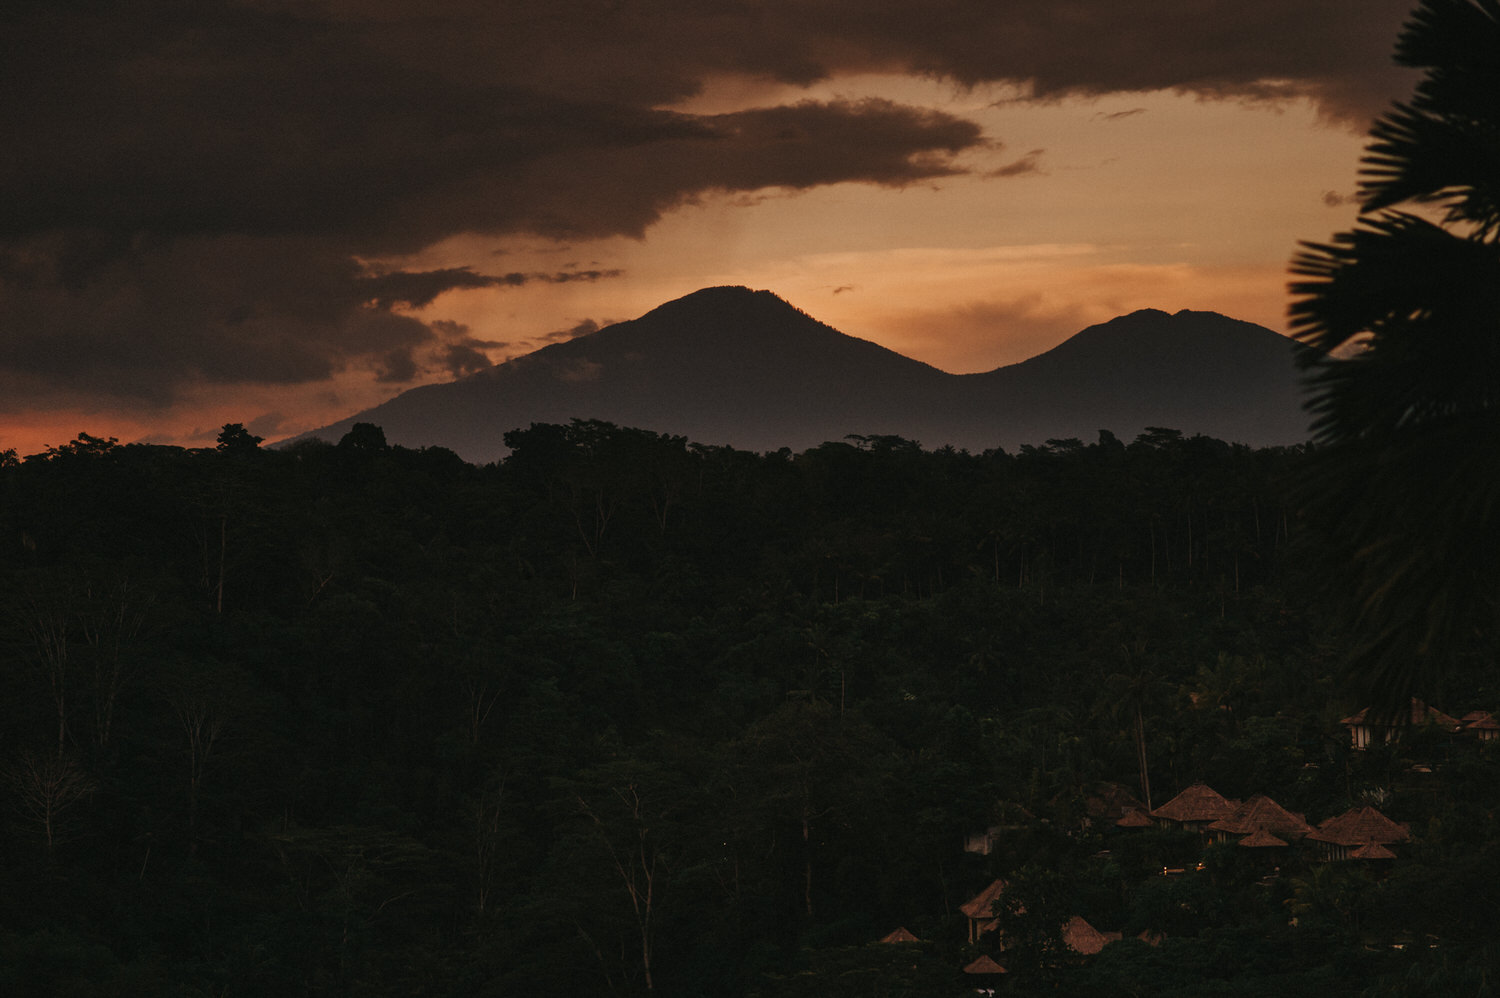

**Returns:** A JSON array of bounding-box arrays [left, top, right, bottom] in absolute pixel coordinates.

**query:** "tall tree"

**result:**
[[2, 750, 95, 857], [1289, 0, 1500, 709]]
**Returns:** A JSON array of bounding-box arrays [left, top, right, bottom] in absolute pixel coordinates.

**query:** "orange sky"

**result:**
[[1, 1, 1415, 457]]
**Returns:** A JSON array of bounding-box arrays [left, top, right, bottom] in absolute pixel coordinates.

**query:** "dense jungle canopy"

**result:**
[[1, 422, 1497, 996]]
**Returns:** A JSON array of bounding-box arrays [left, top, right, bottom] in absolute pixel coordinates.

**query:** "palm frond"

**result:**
[[1298, 414, 1500, 713], [1290, 215, 1500, 448], [1288, 1, 1500, 713], [1361, 104, 1500, 232], [1359, 0, 1500, 234]]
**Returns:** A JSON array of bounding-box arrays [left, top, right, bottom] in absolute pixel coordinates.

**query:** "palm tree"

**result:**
[[1105, 643, 1169, 811], [1289, 0, 1500, 711]]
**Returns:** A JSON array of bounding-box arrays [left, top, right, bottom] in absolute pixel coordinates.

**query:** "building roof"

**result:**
[[963, 955, 1007, 974], [879, 927, 919, 943], [960, 880, 1007, 919], [1208, 794, 1312, 840], [1461, 711, 1499, 732], [1062, 916, 1117, 955], [1116, 807, 1155, 828], [1237, 827, 1289, 848], [1339, 698, 1460, 730], [1307, 806, 1411, 847], [1086, 782, 1146, 821], [1150, 783, 1238, 824], [1351, 842, 1398, 860]]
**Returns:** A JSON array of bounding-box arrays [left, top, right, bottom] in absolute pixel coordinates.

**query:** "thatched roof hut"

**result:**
[[1150, 783, 1238, 830], [879, 927, 919, 943], [1208, 793, 1312, 842], [1237, 827, 1289, 848], [961, 880, 1007, 943], [1351, 842, 1398, 860], [964, 954, 1007, 974], [1062, 916, 1120, 955], [1086, 782, 1146, 823], [1308, 805, 1410, 860], [1340, 698, 1461, 748], [1460, 711, 1500, 741]]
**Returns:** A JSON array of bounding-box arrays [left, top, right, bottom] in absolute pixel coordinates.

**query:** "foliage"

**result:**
[[1289, 0, 1500, 711], [0, 421, 1485, 994]]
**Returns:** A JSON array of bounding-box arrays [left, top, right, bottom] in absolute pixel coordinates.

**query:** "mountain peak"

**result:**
[[1096, 307, 1237, 328], [1030, 307, 1289, 356], [286, 290, 1309, 460], [674, 285, 766, 302], [639, 285, 797, 324]]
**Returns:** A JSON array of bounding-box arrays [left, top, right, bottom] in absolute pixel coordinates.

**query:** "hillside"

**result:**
[[289, 287, 1311, 459]]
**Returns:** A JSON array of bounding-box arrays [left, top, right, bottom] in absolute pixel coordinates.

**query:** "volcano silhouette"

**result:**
[[289, 286, 1310, 460]]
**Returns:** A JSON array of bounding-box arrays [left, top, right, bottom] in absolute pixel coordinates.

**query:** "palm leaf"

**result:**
[[1288, 0, 1500, 713], [1290, 213, 1500, 445], [1360, 0, 1500, 233]]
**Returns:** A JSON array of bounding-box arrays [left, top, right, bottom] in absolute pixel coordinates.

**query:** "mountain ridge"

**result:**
[[286, 286, 1311, 460]]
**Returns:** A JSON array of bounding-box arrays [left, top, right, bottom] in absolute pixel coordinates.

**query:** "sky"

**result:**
[[2, 0, 1421, 456]]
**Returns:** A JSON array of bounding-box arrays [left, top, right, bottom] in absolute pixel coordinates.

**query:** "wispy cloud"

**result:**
[[987, 148, 1045, 177]]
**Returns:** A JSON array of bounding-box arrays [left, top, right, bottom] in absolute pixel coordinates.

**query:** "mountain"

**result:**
[[962, 307, 1314, 450], [287, 286, 1312, 461]]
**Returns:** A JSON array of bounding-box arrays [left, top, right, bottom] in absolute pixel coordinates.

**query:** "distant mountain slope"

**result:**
[[963, 308, 1313, 448], [286, 287, 1311, 461]]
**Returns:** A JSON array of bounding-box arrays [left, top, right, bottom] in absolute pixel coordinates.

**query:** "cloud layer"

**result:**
[[0, 0, 1415, 421]]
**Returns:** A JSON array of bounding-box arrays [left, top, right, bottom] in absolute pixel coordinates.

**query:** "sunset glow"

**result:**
[[1, 0, 1418, 456]]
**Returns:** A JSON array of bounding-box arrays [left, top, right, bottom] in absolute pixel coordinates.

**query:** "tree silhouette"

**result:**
[[1289, 0, 1500, 709], [215, 422, 263, 453]]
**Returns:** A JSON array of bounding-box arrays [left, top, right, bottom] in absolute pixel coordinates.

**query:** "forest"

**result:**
[[1, 420, 1497, 996]]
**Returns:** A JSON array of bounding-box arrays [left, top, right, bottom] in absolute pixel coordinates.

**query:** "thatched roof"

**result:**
[[1062, 916, 1118, 956], [1307, 806, 1411, 847], [1116, 807, 1155, 828], [1150, 783, 1238, 824], [1086, 782, 1146, 821], [963, 955, 1007, 974], [1351, 842, 1398, 860], [961, 880, 1008, 919], [1461, 711, 1499, 733], [1237, 828, 1289, 848], [879, 927, 919, 943], [1339, 698, 1460, 730], [1208, 794, 1312, 840]]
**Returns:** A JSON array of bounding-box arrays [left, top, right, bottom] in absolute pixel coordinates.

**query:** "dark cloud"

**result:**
[[540, 320, 606, 344], [484, 99, 985, 240], [988, 149, 1045, 178], [439, 343, 496, 378], [360, 269, 515, 312], [358, 267, 622, 311], [376, 348, 421, 384], [302, 0, 1414, 122], [429, 318, 506, 351], [0, 235, 441, 404], [821, 0, 1413, 123], [247, 411, 292, 439], [429, 320, 505, 377], [0, 0, 1418, 415]]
